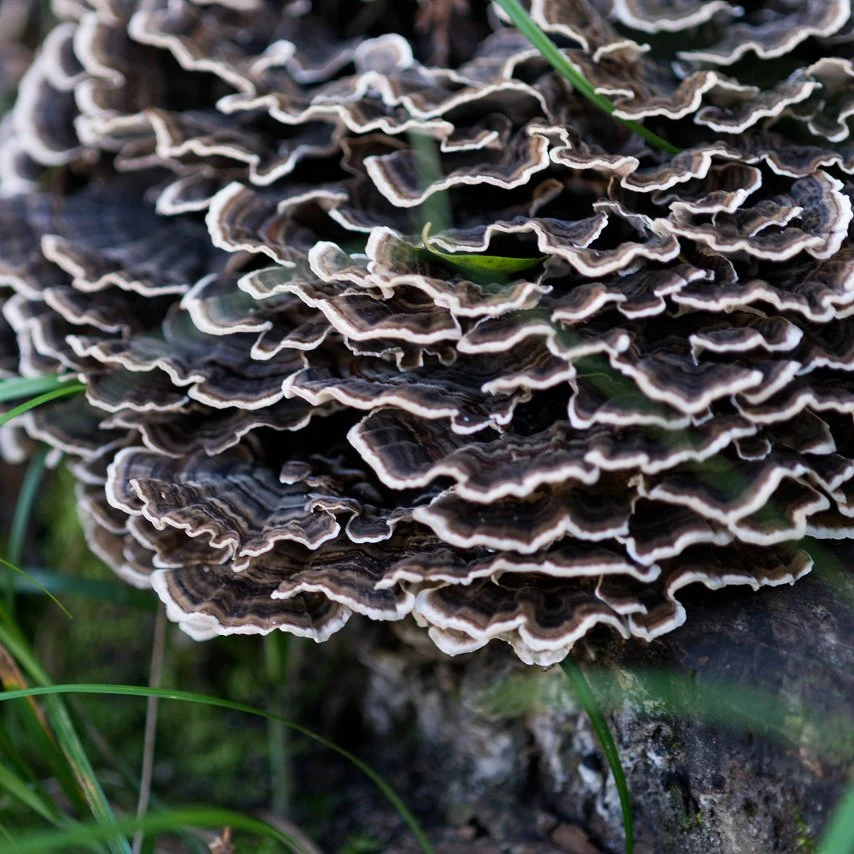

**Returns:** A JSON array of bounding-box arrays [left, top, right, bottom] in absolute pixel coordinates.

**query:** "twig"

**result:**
[[132, 606, 167, 854]]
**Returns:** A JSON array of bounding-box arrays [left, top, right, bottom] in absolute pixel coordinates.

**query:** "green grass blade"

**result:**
[[0, 728, 92, 848], [0, 376, 78, 405], [0, 762, 64, 826], [408, 131, 454, 233], [562, 658, 633, 854], [0, 683, 434, 854], [0, 620, 130, 854], [0, 727, 45, 791], [77, 716, 208, 854], [0, 561, 71, 619], [494, 0, 680, 154], [0, 820, 18, 853], [421, 223, 546, 277], [0, 638, 90, 817], [0, 806, 308, 854], [8, 569, 156, 610], [7, 445, 49, 568], [818, 781, 854, 854], [0, 384, 86, 429], [0, 693, 90, 820]]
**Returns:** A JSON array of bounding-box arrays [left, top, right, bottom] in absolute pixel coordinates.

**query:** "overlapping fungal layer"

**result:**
[[0, 0, 852, 664]]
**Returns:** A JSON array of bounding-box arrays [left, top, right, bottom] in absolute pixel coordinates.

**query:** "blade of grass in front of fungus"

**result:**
[[493, 0, 680, 155], [421, 223, 547, 278], [5, 442, 67, 615], [0, 376, 82, 404], [7, 445, 48, 570], [562, 658, 634, 854], [407, 130, 454, 234], [0, 683, 435, 853], [0, 384, 86, 430]]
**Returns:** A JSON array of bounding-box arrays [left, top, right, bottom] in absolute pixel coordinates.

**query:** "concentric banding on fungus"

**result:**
[[0, 0, 852, 662]]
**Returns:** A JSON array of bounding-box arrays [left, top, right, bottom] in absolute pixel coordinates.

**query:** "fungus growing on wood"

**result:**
[[0, 0, 852, 664]]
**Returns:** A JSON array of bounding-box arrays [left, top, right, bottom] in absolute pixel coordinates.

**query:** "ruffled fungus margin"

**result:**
[[0, 0, 852, 664]]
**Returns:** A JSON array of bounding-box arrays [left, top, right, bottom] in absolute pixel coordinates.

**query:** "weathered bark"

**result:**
[[304, 545, 854, 853]]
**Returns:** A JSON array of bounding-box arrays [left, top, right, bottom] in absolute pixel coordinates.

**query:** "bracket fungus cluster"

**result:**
[[0, 0, 853, 664]]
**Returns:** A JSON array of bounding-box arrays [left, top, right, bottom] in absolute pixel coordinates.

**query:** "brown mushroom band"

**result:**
[[1, 0, 853, 664]]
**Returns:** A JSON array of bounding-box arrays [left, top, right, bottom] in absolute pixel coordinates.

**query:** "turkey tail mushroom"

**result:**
[[0, 0, 852, 662]]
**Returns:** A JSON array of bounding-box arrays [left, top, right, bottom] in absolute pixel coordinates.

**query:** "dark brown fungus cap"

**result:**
[[0, 0, 852, 663]]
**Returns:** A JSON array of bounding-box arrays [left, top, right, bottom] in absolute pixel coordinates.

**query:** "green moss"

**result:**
[[470, 670, 547, 719], [791, 807, 817, 853]]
